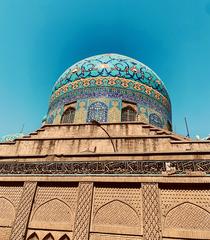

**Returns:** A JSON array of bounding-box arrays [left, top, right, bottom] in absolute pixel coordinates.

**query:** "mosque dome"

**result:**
[[47, 53, 172, 130], [0, 133, 24, 143]]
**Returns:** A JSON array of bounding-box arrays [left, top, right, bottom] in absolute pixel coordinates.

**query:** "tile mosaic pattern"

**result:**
[[46, 54, 172, 130], [87, 101, 108, 123], [149, 113, 163, 128], [52, 54, 169, 100], [50, 77, 170, 111]]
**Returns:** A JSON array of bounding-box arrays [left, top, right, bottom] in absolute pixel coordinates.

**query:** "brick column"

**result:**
[[72, 182, 94, 240], [10, 181, 37, 240], [142, 183, 162, 240]]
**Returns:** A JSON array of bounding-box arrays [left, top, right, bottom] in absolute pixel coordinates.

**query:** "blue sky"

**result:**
[[0, 0, 210, 138]]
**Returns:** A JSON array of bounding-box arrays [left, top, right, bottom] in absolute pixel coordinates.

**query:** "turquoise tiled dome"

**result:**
[[0, 133, 24, 143], [47, 53, 172, 130], [52, 53, 169, 100]]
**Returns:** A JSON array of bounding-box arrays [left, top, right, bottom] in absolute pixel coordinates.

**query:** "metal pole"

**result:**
[[184, 117, 190, 138], [91, 120, 117, 152]]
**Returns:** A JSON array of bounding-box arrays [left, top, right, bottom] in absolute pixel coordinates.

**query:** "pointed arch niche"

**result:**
[[30, 198, 73, 230], [92, 200, 140, 235], [59, 234, 70, 240], [43, 233, 54, 240], [163, 202, 210, 239], [0, 197, 16, 227], [27, 232, 39, 240]]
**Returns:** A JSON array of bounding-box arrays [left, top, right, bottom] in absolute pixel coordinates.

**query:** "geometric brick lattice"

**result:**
[[161, 188, 210, 216], [0, 197, 16, 226], [94, 200, 140, 227], [10, 182, 37, 240], [29, 184, 78, 231], [165, 202, 210, 231], [93, 185, 142, 219], [72, 182, 93, 240], [0, 184, 23, 239], [91, 183, 142, 236], [142, 183, 162, 240], [0, 185, 23, 210], [31, 198, 73, 230], [0, 227, 12, 240], [31, 184, 78, 214]]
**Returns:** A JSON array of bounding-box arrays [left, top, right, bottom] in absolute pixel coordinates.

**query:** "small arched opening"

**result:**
[[61, 107, 75, 124], [121, 106, 137, 122]]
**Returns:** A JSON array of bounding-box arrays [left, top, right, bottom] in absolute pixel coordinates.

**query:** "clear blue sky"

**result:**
[[0, 0, 210, 138]]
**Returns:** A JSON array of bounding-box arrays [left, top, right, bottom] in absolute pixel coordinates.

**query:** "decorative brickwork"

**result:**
[[94, 200, 140, 227], [43, 233, 54, 240], [161, 188, 210, 232], [142, 183, 161, 240], [165, 202, 210, 230], [27, 232, 39, 240], [93, 185, 142, 218], [0, 227, 12, 240], [0, 198, 15, 226], [0, 185, 23, 209], [29, 184, 78, 231], [0, 184, 23, 239], [161, 189, 210, 216], [59, 234, 70, 240], [26, 230, 72, 240], [31, 184, 78, 212], [92, 184, 142, 235], [72, 182, 93, 240], [10, 182, 37, 240], [31, 199, 72, 229]]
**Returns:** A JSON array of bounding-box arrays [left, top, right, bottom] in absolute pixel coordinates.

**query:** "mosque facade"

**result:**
[[0, 54, 209, 240]]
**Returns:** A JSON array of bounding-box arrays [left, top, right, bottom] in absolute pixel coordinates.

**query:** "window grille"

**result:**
[[61, 107, 75, 123], [121, 106, 137, 122]]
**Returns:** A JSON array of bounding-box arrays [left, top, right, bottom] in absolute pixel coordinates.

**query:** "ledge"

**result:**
[[16, 134, 179, 141], [171, 140, 210, 144], [1, 150, 210, 159]]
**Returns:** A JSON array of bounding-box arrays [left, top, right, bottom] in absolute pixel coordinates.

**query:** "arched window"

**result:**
[[149, 113, 163, 128], [121, 106, 137, 122], [27, 233, 39, 240], [87, 101, 108, 123], [59, 234, 70, 240], [61, 107, 75, 123], [43, 233, 54, 240]]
